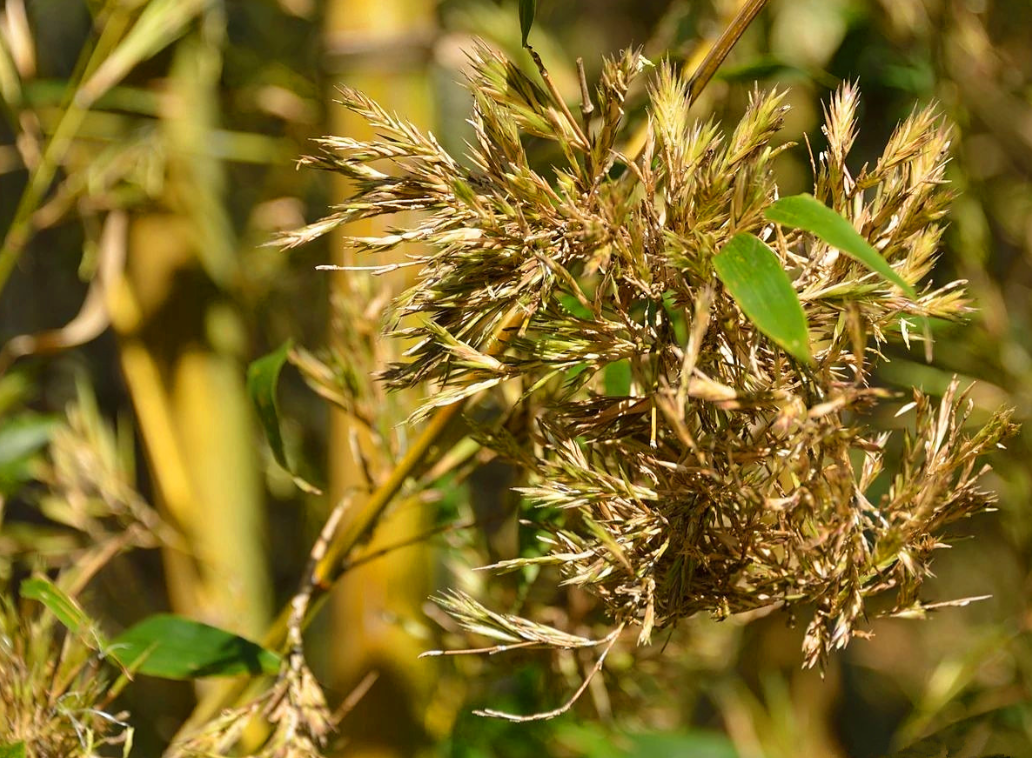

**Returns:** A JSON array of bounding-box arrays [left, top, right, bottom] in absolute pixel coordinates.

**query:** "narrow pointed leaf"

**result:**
[[714, 233, 812, 364], [765, 194, 916, 297], [22, 576, 96, 639], [247, 340, 321, 495], [519, 0, 537, 47], [885, 704, 1029, 758], [22, 576, 89, 634], [109, 614, 280, 679], [22, 575, 110, 654]]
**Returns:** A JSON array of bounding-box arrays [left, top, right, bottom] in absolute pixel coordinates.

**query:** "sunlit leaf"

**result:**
[[519, 0, 537, 47], [714, 233, 812, 364], [556, 723, 738, 758], [765, 194, 916, 298], [604, 359, 632, 396], [109, 614, 280, 679], [0, 741, 26, 758], [0, 26, 21, 107], [626, 731, 738, 758], [558, 293, 592, 320], [21, 576, 109, 653], [247, 340, 321, 495], [22, 576, 92, 637]]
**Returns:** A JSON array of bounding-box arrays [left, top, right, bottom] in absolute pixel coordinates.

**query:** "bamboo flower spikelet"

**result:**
[[282, 46, 1017, 690]]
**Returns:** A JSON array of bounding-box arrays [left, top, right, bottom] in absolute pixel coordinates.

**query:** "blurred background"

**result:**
[[2, 0, 1032, 756]]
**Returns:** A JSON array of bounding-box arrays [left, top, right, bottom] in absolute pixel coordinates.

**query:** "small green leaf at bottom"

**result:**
[[0, 742, 26, 758], [714, 233, 812, 364], [110, 614, 280, 680]]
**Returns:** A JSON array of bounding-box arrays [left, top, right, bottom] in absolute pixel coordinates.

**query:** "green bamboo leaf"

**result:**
[[247, 340, 321, 495], [0, 742, 26, 758], [556, 724, 738, 758], [661, 291, 689, 346], [519, 0, 537, 47], [714, 233, 812, 364], [22, 576, 96, 639], [558, 293, 592, 320], [765, 194, 916, 298], [716, 56, 806, 83], [886, 704, 1030, 758], [109, 614, 280, 679], [604, 359, 632, 396]]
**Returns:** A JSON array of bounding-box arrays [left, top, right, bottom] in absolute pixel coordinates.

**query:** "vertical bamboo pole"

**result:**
[[323, 1, 436, 755], [111, 18, 270, 649]]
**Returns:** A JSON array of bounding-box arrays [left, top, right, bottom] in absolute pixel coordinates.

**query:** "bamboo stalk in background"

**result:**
[[111, 15, 271, 660], [323, 1, 437, 755]]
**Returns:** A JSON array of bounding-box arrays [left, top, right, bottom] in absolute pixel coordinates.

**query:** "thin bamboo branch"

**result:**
[[182, 306, 528, 730], [686, 0, 770, 105], [624, 0, 771, 161]]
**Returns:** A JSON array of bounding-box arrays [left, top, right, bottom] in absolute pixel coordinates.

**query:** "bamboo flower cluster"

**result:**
[[283, 46, 1016, 672]]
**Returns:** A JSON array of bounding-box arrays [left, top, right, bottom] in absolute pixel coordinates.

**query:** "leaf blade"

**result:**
[[519, 0, 537, 47], [109, 614, 280, 680], [247, 340, 321, 495], [77, 0, 210, 107], [765, 193, 916, 298], [22, 576, 95, 639], [714, 233, 812, 364], [603, 359, 632, 396]]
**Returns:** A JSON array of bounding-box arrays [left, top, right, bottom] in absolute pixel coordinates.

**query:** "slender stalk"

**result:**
[[686, 0, 770, 104], [182, 306, 527, 732], [625, 0, 770, 161], [0, 1, 130, 294], [179, 405, 466, 731]]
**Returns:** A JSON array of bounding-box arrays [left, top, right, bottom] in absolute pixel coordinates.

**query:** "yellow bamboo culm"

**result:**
[[323, 1, 437, 756], [110, 15, 272, 706]]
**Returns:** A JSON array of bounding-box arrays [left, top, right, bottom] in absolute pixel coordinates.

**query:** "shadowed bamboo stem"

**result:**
[[180, 306, 527, 734]]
